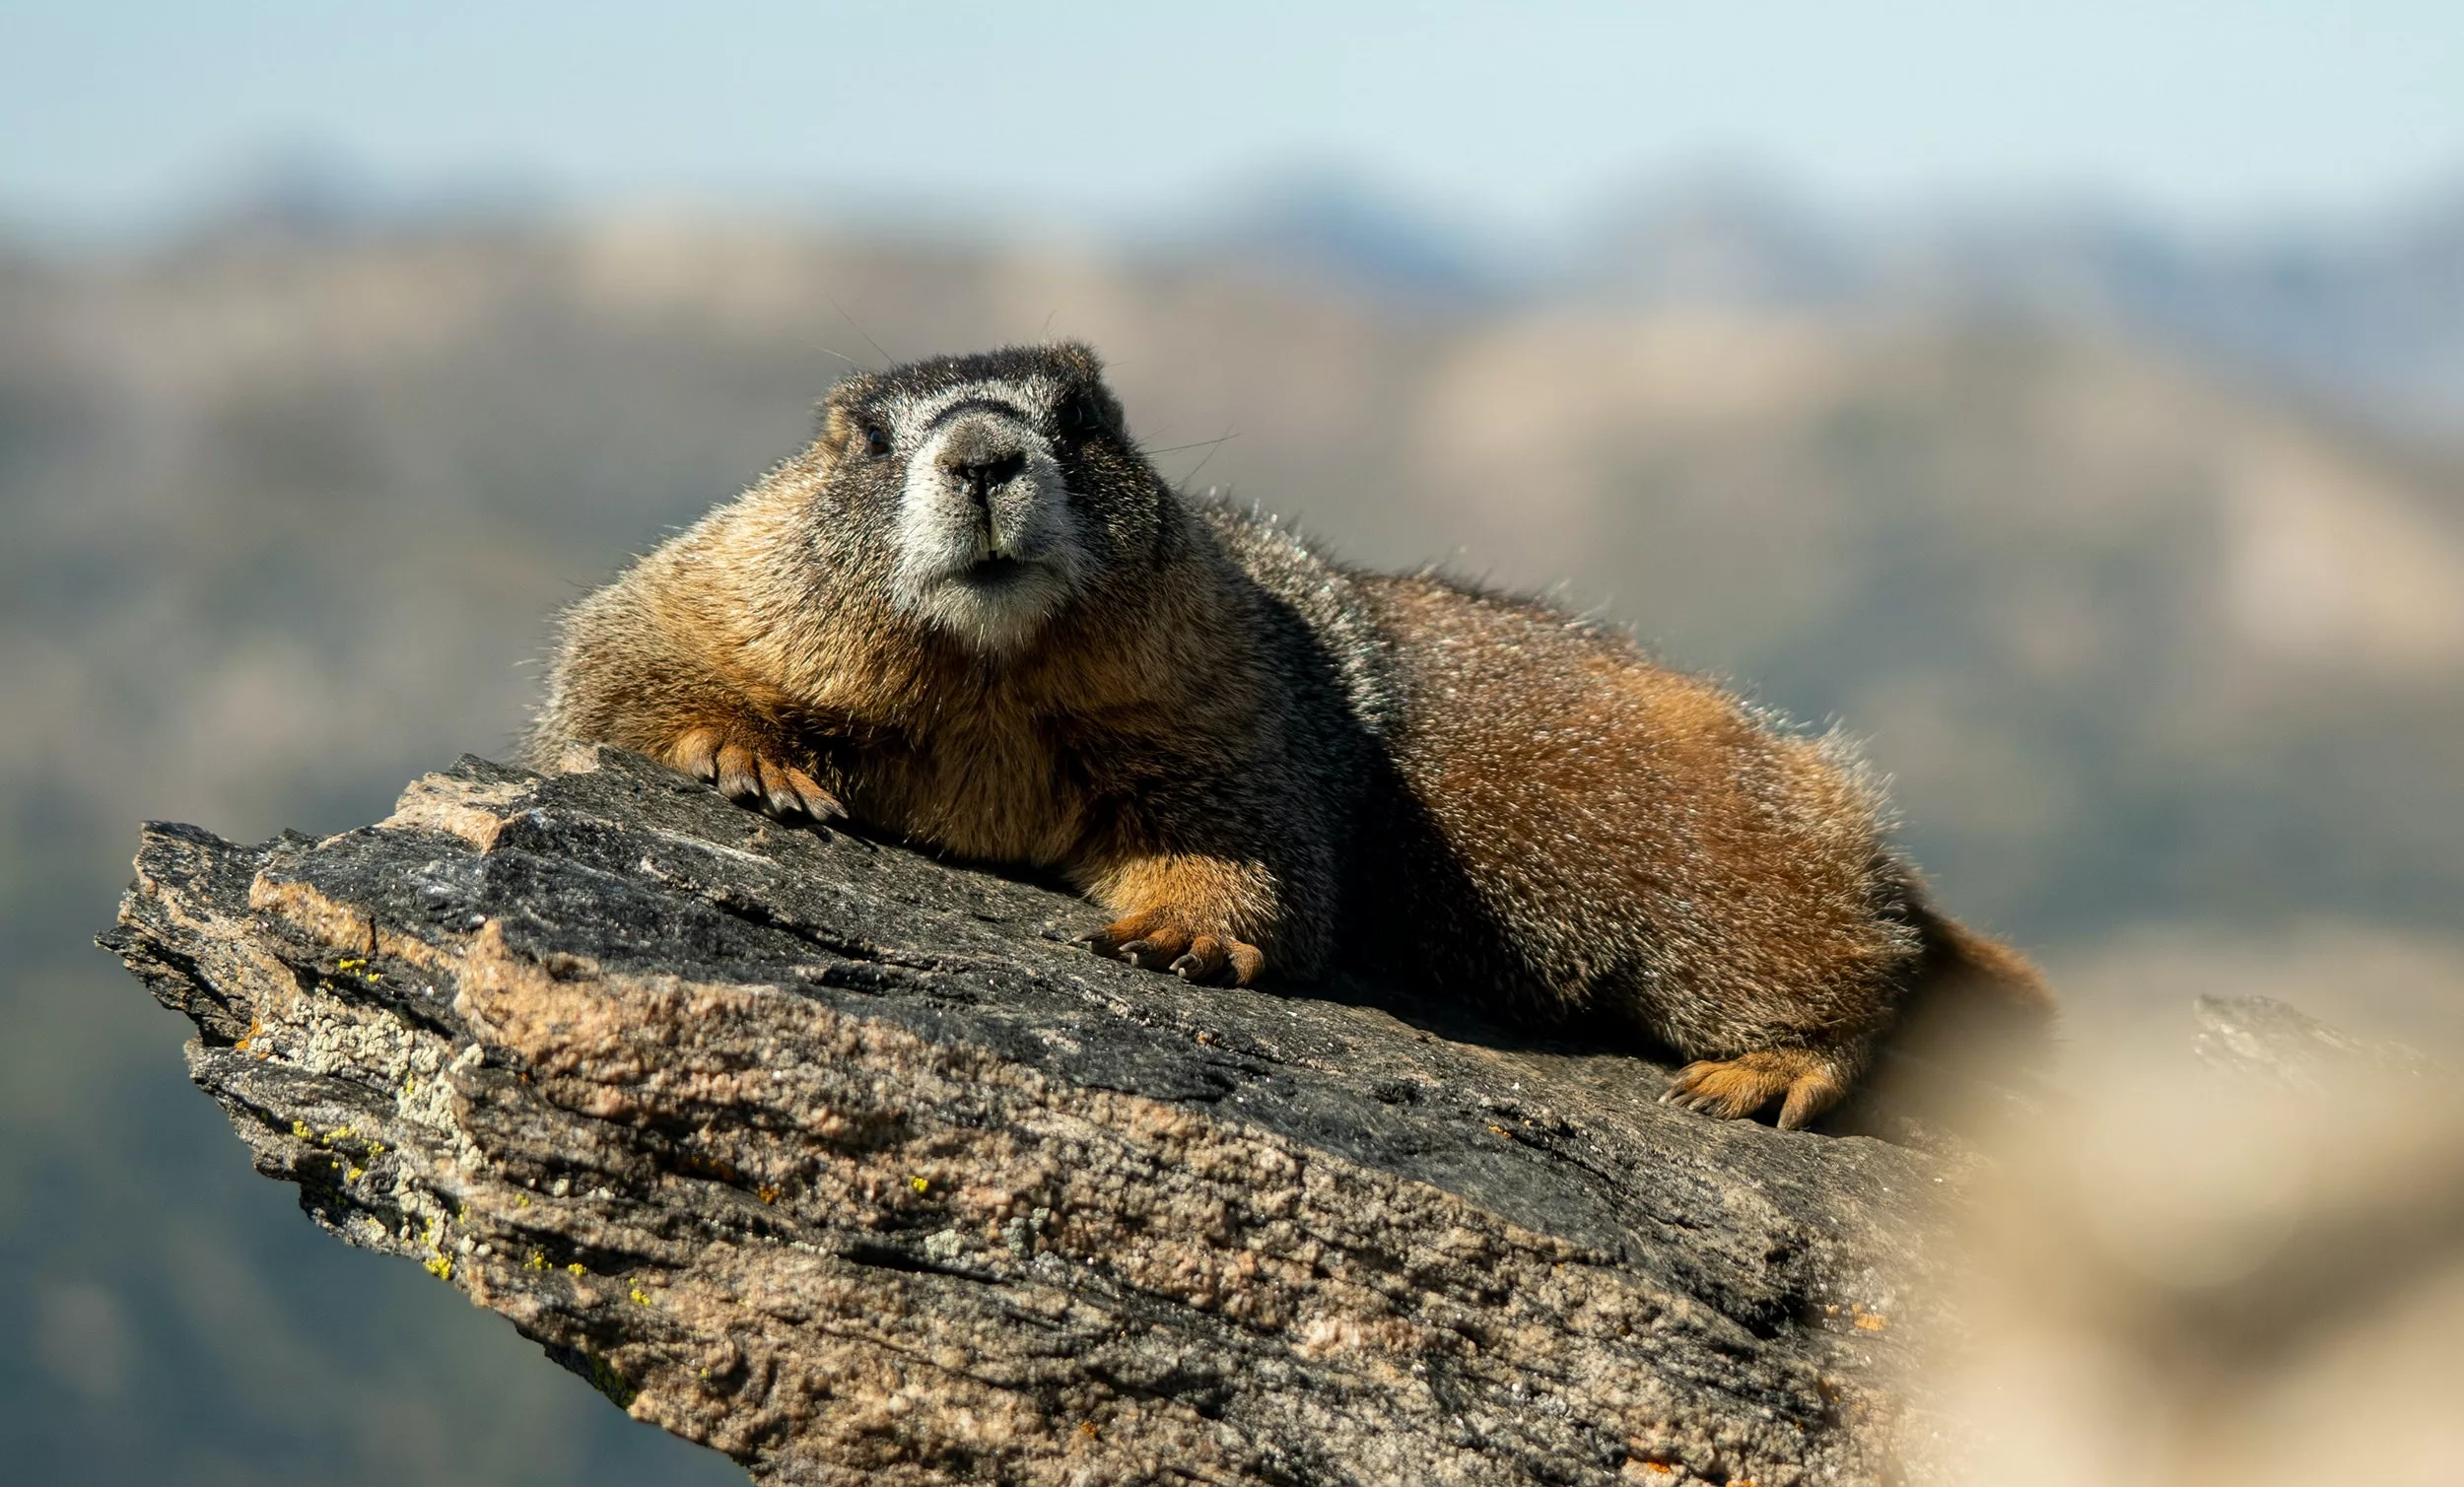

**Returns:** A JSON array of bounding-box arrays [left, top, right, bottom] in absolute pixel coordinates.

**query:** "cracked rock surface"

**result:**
[[103, 748, 1971, 1486]]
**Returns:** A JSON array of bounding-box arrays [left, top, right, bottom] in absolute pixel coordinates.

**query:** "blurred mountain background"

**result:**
[[5, 3, 2462, 1479]]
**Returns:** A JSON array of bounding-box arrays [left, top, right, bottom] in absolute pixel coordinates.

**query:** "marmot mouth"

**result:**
[[959, 554, 1033, 586]]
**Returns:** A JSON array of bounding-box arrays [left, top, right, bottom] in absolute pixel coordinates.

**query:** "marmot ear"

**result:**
[[1048, 340, 1106, 378], [813, 401, 874, 462], [813, 372, 882, 430]]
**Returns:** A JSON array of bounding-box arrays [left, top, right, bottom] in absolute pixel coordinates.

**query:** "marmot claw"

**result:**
[[668, 725, 846, 828], [1661, 1049, 1851, 1131], [1079, 910, 1266, 987]]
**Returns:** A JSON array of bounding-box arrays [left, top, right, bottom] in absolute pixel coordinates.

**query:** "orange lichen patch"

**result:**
[[1851, 1307, 1888, 1332], [672, 1150, 744, 1184]]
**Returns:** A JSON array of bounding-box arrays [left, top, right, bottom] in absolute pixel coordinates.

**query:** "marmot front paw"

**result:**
[[1078, 906, 1266, 987], [668, 724, 846, 827]]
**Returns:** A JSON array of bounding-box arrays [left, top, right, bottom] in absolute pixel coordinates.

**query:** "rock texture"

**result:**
[[104, 748, 1985, 1486]]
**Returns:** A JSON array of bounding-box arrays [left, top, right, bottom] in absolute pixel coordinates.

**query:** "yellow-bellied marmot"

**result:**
[[529, 342, 2051, 1128]]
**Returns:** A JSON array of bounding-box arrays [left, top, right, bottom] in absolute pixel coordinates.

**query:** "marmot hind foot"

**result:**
[[1662, 1048, 1855, 1130], [1078, 906, 1266, 988]]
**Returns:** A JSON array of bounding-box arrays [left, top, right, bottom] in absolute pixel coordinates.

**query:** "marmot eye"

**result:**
[[860, 423, 891, 458], [1061, 395, 1106, 437]]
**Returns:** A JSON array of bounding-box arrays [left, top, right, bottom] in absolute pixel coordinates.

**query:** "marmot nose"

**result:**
[[941, 449, 1027, 501]]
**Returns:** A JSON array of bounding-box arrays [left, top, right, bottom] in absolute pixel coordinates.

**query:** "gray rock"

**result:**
[[2192, 992, 2445, 1089], [102, 747, 1983, 1486]]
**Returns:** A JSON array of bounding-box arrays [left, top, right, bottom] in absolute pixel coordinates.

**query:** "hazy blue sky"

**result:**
[[4, 1, 2461, 233]]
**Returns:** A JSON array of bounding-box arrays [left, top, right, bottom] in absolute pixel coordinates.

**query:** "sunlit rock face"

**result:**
[[110, 748, 2003, 1486]]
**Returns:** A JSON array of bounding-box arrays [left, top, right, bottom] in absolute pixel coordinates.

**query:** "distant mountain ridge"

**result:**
[[1177, 169, 2464, 444], [54, 156, 2464, 447]]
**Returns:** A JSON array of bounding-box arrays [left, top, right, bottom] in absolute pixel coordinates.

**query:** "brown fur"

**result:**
[[531, 344, 2052, 1129]]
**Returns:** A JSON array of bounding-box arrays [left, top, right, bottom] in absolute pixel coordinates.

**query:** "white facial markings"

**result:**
[[883, 375, 1063, 446], [881, 375, 1089, 651]]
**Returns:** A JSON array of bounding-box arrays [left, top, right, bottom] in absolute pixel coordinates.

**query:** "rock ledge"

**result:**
[[103, 749, 1971, 1486]]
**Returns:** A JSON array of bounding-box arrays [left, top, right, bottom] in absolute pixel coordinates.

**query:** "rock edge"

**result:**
[[104, 748, 1978, 1486]]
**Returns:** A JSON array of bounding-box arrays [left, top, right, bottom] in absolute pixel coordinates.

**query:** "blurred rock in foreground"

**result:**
[[103, 748, 2029, 1485], [1941, 993, 2464, 1487]]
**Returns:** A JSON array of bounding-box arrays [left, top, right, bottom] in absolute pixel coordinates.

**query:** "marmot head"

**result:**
[[809, 343, 1164, 651]]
